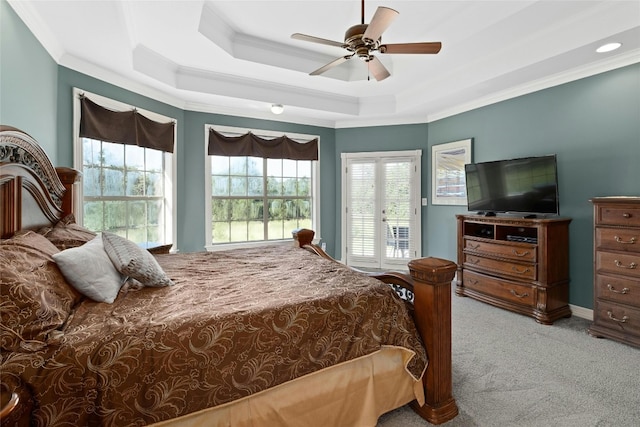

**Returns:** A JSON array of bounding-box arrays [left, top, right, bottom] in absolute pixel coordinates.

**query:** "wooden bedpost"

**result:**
[[408, 257, 458, 425], [292, 228, 315, 247], [55, 167, 82, 218], [291, 229, 458, 423]]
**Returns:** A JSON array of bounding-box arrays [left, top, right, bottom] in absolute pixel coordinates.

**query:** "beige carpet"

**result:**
[[377, 291, 640, 427]]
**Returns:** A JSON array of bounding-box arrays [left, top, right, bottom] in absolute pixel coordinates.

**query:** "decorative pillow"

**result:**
[[101, 232, 174, 287], [53, 234, 126, 303], [0, 231, 81, 352], [39, 214, 97, 250]]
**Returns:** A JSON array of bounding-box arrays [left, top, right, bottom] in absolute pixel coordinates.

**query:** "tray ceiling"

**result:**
[[9, 0, 640, 128]]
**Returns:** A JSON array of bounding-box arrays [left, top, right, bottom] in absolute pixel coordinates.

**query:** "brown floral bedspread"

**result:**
[[2, 245, 426, 426]]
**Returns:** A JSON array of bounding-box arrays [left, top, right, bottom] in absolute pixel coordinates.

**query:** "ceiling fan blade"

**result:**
[[310, 55, 351, 76], [379, 42, 442, 54], [367, 56, 390, 81], [363, 7, 399, 43], [291, 33, 345, 49]]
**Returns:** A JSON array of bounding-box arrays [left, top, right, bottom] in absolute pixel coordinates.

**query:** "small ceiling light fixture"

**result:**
[[271, 104, 284, 115], [596, 42, 622, 53]]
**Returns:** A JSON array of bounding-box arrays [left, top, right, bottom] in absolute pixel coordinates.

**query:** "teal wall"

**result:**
[[3, 0, 639, 309], [1, 0, 58, 161], [425, 64, 640, 308]]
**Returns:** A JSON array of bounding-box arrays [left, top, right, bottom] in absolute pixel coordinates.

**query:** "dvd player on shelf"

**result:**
[[506, 235, 538, 244]]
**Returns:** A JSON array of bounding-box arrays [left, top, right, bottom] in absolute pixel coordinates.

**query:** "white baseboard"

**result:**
[[570, 304, 593, 321]]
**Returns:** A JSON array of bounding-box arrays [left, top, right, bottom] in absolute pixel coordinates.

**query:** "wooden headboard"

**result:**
[[0, 126, 80, 238]]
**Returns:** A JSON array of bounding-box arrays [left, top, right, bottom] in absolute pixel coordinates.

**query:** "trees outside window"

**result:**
[[210, 156, 313, 243]]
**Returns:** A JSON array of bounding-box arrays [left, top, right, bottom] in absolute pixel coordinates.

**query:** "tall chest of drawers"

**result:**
[[456, 215, 572, 324], [589, 197, 640, 347]]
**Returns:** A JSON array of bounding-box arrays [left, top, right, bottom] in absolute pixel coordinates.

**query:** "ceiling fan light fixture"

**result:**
[[596, 42, 622, 53], [291, 0, 440, 81], [271, 104, 284, 115]]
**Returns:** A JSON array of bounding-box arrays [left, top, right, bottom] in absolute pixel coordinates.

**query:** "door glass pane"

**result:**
[[383, 160, 413, 259], [349, 161, 376, 257]]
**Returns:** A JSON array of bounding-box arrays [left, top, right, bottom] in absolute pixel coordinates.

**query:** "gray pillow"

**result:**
[[52, 234, 125, 303], [101, 232, 174, 287]]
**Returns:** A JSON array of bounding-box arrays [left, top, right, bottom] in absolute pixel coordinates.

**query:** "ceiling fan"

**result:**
[[291, 0, 442, 81]]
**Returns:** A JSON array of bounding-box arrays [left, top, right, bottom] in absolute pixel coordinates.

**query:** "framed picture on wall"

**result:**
[[431, 138, 473, 205]]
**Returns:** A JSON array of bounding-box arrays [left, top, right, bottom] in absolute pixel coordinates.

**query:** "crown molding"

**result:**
[[425, 49, 640, 123], [8, 0, 64, 61]]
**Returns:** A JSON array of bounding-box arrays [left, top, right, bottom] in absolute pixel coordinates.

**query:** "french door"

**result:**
[[342, 150, 421, 269]]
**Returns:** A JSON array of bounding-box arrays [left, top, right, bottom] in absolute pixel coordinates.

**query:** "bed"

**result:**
[[0, 126, 458, 426]]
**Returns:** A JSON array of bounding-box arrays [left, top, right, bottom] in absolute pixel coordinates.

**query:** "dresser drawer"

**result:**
[[464, 238, 536, 262], [593, 301, 640, 338], [596, 251, 640, 279], [596, 227, 640, 254], [596, 205, 640, 227], [464, 270, 534, 307], [464, 253, 536, 281], [595, 274, 640, 306]]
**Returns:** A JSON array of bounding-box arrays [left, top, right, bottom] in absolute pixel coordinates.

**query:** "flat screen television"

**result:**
[[464, 154, 559, 216]]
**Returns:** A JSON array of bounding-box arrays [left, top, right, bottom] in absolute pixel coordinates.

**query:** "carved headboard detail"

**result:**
[[0, 126, 80, 238]]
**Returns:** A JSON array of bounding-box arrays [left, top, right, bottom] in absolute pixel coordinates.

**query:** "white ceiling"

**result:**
[[9, 0, 640, 128]]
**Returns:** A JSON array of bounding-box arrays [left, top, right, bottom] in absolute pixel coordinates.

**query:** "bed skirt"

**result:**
[[151, 346, 424, 427]]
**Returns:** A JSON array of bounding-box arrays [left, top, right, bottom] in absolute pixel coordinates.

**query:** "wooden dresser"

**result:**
[[456, 214, 572, 324], [588, 197, 640, 347]]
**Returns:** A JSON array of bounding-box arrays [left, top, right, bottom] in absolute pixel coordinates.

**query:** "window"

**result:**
[[73, 89, 176, 247], [81, 139, 168, 244], [205, 126, 319, 248]]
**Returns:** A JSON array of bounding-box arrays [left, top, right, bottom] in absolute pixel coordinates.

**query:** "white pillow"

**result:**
[[53, 234, 125, 303], [101, 232, 174, 288]]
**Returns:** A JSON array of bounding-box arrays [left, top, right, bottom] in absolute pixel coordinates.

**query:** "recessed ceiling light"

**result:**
[[271, 104, 284, 115], [596, 42, 622, 53]]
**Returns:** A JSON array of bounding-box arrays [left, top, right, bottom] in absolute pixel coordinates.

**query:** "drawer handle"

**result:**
[[512, 249, 530, 257], [510, 289, 529, 298], [467, 279, 479, 285], [468, 258, 480, 265], [511, 266, 531, 275], [622, 213, 632, 219], [607, 284, 630, 294], [614, 235, 637, 244], [614, 260, 638, 269], [607, 311, 629, 323], [468, 243, 481, 250]]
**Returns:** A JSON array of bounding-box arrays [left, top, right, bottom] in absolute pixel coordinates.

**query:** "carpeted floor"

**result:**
[[377, 291, 640, 427]]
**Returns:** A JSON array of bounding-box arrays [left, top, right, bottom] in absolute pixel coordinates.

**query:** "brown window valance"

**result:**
[[79, 96, 175, 153], [208, 128, 318, 161]]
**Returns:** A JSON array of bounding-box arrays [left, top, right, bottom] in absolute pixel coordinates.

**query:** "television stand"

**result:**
[[456, 214, 572, 324]]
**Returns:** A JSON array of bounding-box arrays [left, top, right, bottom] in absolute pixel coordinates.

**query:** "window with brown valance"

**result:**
[[79, 96, 175, 153], [207, 128, 318, 161]]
